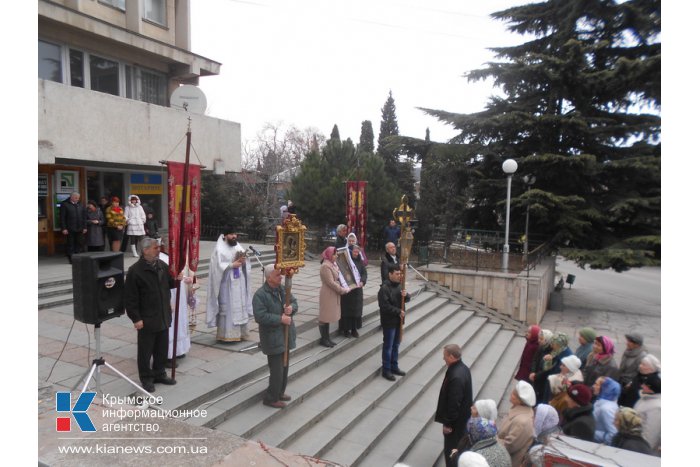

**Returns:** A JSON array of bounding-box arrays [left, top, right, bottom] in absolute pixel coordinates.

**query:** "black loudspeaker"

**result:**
[[72, 252, 125, 325]]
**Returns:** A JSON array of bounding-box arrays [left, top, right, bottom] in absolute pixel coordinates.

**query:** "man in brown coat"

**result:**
[[498, 380, 536, 466]]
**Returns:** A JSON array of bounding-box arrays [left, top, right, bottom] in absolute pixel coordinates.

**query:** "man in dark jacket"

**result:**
[[125, 237, 179, 392], [561, 383, 595, 441], [380, 242, 400, 283], [60, 191, 87, 263], [435, 343, 473, 467], [253, 264, 298, 409], [378, 263, 410, 381]]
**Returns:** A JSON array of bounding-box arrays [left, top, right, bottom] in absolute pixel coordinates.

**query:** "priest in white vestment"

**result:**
[[205, 227, 254, 342], [160, 251, 194, 362]]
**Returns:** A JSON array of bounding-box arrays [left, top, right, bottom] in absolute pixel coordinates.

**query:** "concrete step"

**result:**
[[200, 292, 446, 433], [259, 303, 470, 451], [398, 330, 525, 467], [287, 312, 491, 464], [337, 322, 505, 467]]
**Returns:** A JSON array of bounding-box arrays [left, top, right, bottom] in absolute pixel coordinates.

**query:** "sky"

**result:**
[[190, 0, 526, 146]]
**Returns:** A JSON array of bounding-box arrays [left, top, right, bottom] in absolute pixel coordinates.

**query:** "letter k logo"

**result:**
[[56, 392, 96, 432]]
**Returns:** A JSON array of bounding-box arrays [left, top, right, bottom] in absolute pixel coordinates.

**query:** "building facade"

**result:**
[[38, 0, 240, 254]]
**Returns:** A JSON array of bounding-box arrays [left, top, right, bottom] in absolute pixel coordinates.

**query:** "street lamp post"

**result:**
[[523, 174, 536, 256], [502, 159, 518, 271]]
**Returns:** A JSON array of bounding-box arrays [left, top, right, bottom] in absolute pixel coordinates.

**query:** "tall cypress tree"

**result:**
[[377, 91, 415, 204], [359, 120, 375, 153], [421, 0, 660, 271]]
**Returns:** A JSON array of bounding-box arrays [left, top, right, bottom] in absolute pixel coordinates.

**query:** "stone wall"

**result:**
[[419, 256, 555, 324]]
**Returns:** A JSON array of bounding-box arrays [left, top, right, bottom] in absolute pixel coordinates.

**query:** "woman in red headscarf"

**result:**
[[515, 324, 541, 381], [583, 335, 619, 388], [318, 246, 351, 347]]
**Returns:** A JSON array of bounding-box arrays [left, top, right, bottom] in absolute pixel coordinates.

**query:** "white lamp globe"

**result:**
[[502, 159, 518, 174]]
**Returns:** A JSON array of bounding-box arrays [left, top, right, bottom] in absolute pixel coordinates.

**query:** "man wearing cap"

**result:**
[[561, 383, 595, 441], [618, 333, 647, 407], [435, 343, 473, 466], [498, 380, 536, 466], [205, 226, 254, 342]]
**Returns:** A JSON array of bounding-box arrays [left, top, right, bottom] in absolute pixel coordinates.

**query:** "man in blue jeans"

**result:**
[[378, 263, 410, 381]]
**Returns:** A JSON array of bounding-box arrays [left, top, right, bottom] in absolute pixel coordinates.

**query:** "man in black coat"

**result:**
[[435, 343, 473, 467], [59, 191, 87, 263], [380, 242, 400, 283], [125, 237, 181, 392], [378, 263, 410, 381]]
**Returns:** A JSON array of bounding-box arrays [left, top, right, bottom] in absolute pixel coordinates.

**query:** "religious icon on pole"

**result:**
[[275, 214, 307, 366]]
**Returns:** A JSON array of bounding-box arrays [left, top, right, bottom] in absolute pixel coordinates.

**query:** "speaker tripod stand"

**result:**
[[72, 322, 153, 400]]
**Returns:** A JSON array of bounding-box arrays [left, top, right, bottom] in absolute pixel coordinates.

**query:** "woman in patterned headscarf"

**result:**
[[583, 335, 619, 387], [535, 332, 572, 403], [611, 407, 652, 455], [454, 417, 511, 467]]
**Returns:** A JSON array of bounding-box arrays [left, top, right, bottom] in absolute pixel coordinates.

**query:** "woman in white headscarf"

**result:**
[[498, 381, 536, 467], [526, 404, 561, 467]]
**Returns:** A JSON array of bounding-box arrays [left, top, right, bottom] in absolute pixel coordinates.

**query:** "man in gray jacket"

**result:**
[[253, 265, 298, 408]]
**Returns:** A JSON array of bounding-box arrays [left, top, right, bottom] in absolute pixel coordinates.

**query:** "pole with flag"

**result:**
[[166, 118, 202, 380]]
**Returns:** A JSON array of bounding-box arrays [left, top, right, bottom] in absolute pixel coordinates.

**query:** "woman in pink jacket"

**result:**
[[318, 246, 350, 347]]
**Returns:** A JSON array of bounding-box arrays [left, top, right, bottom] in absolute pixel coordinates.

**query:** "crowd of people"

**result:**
[[60, 192, 160, 262], [96, 204, 663, 463]]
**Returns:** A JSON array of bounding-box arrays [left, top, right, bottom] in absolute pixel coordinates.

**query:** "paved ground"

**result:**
[[36, 246, 661, 466]]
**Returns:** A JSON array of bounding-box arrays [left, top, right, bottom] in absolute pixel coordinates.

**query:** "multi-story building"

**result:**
[[38, 0, 240, 255]]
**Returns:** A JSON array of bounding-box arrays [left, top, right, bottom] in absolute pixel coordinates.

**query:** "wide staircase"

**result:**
[[178, 281, 525, 466], [38, 248, 527, 467]]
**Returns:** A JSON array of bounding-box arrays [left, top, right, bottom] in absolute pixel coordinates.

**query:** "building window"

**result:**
[[99, 0, 125, 10], [144, 0, 166, 26], [39, 40, 62, 82], [126, 66, 168, 105], [90, 55, 120, 96], [69, 49, 85, 88]]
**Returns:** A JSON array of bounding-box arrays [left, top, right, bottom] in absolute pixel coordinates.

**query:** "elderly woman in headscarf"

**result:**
[[574, 327, 597, 370], [611, 407, 652, 455], [526, 404, 561, 467], [461, 417, 511, 467], [534, 332, 572, 403], [622, 353, 661, 409], [318, 246, 351, 347], [498, 381, 536, 467], [592, 376, 621, 445], [634, 371, 661, 454], [346, 232, 369, 266], [515, 325, 541, 382], [529, 329, 553, 403], [339, 244, 367, 338], [547, 355, 583, 420], [583, 335, 619, 387], [453, 399, 500, 457]]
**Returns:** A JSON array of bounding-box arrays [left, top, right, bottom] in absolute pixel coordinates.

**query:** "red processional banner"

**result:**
[[167, 161, 201, 277], [345, 181, 367, 247]]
